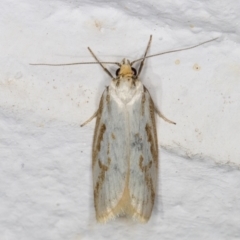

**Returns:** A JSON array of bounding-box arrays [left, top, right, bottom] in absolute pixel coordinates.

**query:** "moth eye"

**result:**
[[131, 67, 137, 76], [116, 68, 120, 76]]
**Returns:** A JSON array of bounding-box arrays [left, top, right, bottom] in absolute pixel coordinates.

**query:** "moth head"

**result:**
[[116, 58, 137, 77]]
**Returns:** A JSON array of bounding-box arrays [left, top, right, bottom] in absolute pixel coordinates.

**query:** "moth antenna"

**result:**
[[131, 37, 218, 65], [136, 35, 152, 77], [29, 61, 119, 66]]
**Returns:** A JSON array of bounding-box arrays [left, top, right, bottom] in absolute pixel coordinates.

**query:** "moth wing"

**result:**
[[128, 86, 158, 222], [92, 88, 128, 222]]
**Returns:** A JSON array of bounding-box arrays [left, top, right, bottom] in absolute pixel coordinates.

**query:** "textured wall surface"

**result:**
[[0, 1, 240, 239]]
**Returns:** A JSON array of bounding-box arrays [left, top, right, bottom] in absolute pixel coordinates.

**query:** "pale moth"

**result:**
[[31, 36, 217, 223]]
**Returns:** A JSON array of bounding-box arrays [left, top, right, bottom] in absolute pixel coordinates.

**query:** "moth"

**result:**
[[31, 36, 217, 223]]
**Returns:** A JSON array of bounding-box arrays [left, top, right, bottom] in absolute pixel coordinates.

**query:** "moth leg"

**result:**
[[80, 110, 98, 127], [155, 107, 176, 125], [137, 35, 152, 77], [87, 47, 114, 78]]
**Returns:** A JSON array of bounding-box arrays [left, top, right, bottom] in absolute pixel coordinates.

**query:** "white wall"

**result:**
[[0, 1, 240, 239]]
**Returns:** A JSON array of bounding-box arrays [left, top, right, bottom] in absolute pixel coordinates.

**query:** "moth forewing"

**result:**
[[127, 87, 159, 222]]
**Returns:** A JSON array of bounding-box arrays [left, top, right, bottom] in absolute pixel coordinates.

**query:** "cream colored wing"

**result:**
[[92, 87, 128, 223], [127, 86, 158, 222], [92, 86, 158, 223]]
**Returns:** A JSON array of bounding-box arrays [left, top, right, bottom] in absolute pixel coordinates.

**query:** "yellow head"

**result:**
[[116, 59, 137, 78]]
